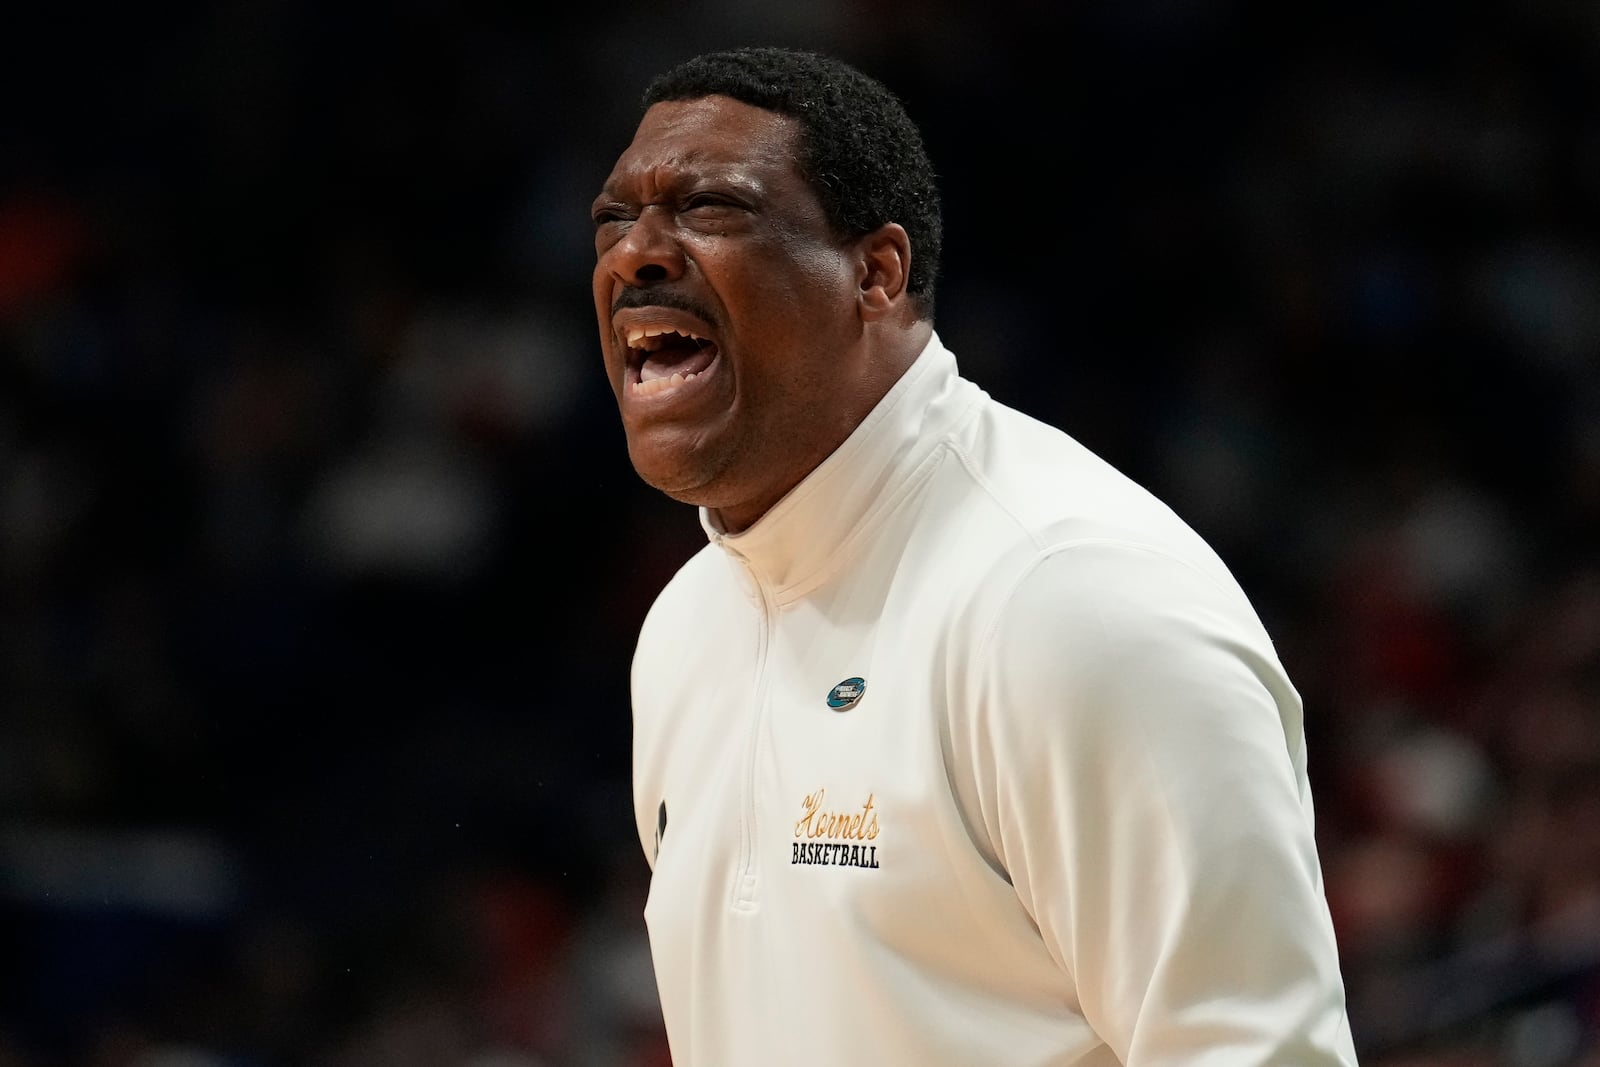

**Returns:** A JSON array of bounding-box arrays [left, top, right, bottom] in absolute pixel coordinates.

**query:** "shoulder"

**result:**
[[931, 398, 1298, 744], [936, 394, 1265, 654], [953, 396, 1221, 557], [976, 538, 1273, 681]]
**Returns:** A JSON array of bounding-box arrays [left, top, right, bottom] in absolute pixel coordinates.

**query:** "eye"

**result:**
[[683, 192, 740, 214]]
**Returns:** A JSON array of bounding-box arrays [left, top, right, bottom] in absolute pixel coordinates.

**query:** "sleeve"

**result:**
[[961, 541, 1359, 1066]]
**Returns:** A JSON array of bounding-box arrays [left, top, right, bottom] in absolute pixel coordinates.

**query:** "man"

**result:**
[[590, 45, 1359, 1066]]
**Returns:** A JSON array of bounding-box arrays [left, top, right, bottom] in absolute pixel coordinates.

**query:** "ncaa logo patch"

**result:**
[[826, 677, 866, 711]]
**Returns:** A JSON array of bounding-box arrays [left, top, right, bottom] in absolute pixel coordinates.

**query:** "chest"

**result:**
[[640, 555, 976, 921]]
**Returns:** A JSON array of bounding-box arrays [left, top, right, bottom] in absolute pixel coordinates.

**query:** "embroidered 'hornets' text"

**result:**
[[790, 788, 881, 869]]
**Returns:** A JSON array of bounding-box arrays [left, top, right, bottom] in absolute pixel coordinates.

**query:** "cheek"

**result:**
[[591, 271, 611, 328], [788, 239, 855, 293], [744, 247, 855, 328], [591, 278, 622, 379]]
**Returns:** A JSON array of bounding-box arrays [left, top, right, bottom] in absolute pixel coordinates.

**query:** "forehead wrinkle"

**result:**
[[599, 157, 771, 210], [600, 98, 803, 205]]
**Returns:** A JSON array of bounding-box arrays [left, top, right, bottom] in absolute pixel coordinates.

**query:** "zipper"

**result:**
[[730, 550, 773, 911]]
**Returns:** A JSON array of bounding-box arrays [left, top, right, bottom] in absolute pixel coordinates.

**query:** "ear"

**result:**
[[854, 223, 912, 321]]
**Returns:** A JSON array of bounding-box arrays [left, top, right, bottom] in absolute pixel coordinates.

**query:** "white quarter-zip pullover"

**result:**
[[631, 333, 1359, 1066]]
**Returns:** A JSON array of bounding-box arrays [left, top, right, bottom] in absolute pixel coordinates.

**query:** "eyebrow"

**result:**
[[598, 152, 771, 201]]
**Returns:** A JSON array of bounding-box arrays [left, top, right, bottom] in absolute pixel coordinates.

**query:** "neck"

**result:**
[[708, 320, 935, 534]]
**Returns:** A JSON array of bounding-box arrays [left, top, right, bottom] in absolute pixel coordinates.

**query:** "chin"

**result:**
[[627, 443, 715, 504]]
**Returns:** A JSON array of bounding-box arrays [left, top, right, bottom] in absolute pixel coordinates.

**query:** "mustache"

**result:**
[[611, 286, 716, 327]]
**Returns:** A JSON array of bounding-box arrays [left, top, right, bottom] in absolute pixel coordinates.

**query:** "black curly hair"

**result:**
[[643, 46, 943, 320]]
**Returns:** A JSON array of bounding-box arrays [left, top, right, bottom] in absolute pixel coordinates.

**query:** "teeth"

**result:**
[[631, 370, 699, 396], [625, 325, 707, 347]]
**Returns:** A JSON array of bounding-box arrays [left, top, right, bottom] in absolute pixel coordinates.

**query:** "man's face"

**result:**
[[591, 95, 865, 531]]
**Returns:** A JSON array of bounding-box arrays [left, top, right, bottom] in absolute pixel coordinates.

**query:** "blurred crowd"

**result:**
[[2, 2, 1598, 1065]]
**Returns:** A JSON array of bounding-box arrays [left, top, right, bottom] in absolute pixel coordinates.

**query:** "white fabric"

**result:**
[[631, 333, 1360, 1066]]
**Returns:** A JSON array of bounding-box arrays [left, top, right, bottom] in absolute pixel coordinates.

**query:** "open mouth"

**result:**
[[626, 326, 719, 397]]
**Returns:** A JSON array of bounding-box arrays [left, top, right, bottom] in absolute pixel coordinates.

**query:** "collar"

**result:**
[[699, 331, 980, 601]]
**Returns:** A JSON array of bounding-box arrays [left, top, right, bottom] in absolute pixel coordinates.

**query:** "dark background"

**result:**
[[3, 2, 1599, 1065]]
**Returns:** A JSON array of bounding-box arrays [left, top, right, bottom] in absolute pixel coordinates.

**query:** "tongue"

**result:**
[[641, 343, 717, 383]]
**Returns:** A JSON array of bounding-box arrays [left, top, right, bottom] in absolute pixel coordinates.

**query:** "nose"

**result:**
[[604, 206, 684, 286]]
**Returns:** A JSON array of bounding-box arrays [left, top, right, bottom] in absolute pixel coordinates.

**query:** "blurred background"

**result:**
[[2, 1, 1598, 1064]]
